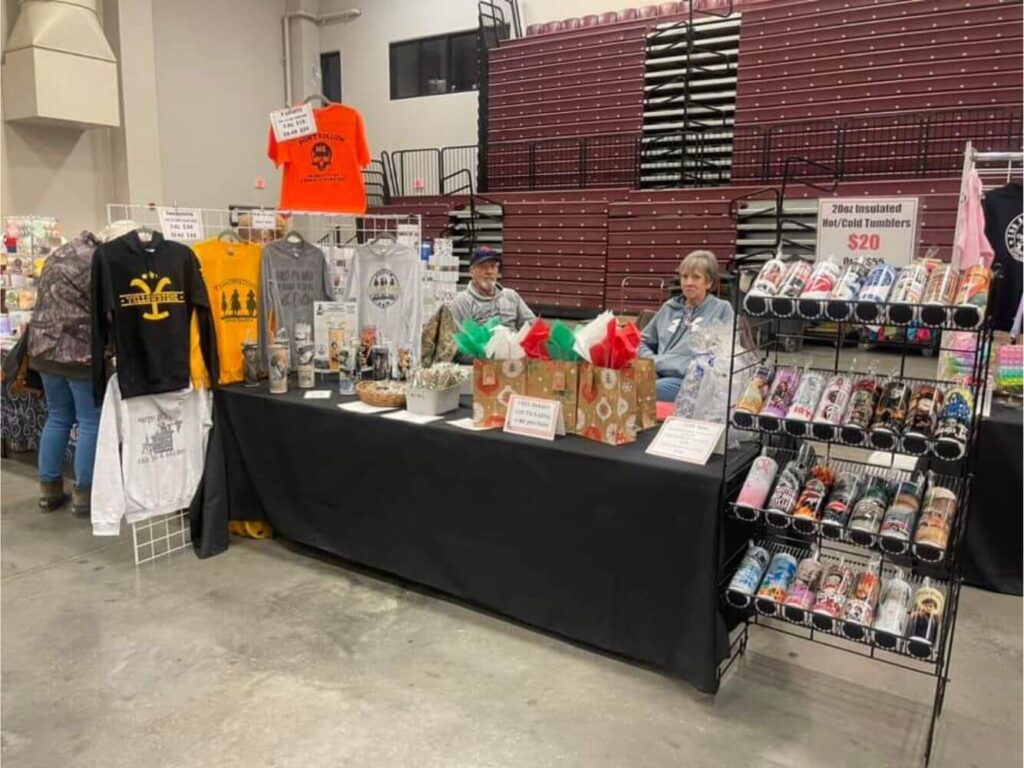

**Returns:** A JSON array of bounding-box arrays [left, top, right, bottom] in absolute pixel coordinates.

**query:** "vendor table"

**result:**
[[191, 382, 733, 693], [962, 398, 1023, 595]]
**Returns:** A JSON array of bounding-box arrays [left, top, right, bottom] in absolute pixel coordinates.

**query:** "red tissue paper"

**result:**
[[589, 319, 641, 370], [520, 319, 552, 360]]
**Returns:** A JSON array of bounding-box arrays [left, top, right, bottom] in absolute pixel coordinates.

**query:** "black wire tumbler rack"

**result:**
[[714, 267, 996, 767]]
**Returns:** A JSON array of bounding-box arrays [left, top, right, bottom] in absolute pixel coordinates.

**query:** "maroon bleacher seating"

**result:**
[[638, 5, 659, 18], [525, 23, 543, 36], [659, 2, 680, 15], [581, 14, 600, 27], [562, 17, 582, 30], [619, 8, 639, 22], [543, 20, 564, 34], [598, 11, 619, 24]]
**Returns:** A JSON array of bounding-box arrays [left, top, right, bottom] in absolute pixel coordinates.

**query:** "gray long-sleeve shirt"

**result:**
[[449, 283, 535, 332], [638, 294, 734, 379], [258, 238, 335, 371]]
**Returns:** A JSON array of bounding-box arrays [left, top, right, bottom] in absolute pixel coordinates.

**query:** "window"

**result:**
[[389, 31, 479, 100], [320, 52, 341, 103]]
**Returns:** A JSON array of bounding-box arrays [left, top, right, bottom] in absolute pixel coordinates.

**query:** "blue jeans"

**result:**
[[39, 374, 100, 488], [656, 376, 684, 403]]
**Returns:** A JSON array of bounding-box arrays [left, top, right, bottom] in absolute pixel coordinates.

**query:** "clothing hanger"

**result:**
[[217, 229, 241, 242], [135, 224, 158, 245], [284, 229, 307, 245], [303, 93, 333, 107]]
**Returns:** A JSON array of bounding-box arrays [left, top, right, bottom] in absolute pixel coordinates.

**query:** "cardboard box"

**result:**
[[574, 362, 639, 446], [526, 360, 579, 432], [472, 359, 528, 428]]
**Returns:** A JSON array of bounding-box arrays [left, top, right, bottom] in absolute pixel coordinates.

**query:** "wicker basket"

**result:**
[[356, 380, 407, 408]]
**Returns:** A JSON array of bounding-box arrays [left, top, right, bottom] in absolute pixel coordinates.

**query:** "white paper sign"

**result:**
[[382, 410, 443, 425], [447, 417, 495, 432], [646, 417, 725, 465], [251, 209, 278, 230], [303, 390, 332, 400], [816, 197, 919, 268], [503, 395, 566, 441], [337, 401, 395, 415], [156, 207, 204, 242], [269, 103, 318, 142]]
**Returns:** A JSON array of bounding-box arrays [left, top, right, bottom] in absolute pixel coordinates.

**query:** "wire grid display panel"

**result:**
[[106, 205, 421, 252], [131, 509, 191, 565], [105, 205, 421, 566]]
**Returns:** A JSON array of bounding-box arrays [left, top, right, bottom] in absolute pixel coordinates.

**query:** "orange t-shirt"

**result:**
[[267, 103, 371, 214]]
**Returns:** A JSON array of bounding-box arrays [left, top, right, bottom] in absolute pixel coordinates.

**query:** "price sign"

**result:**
[[156, 207, 204, 242], [251, 209, 278, 230], [816, 197, 919, 268], [269, 103, 318, 142], [646, 417, 725, 465], [503, 395, 566, 441]]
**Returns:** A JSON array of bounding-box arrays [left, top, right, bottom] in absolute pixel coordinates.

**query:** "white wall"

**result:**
[[317, 0, 480, 157], [1, 0, 118, 234], [151, 0, 285, 210]]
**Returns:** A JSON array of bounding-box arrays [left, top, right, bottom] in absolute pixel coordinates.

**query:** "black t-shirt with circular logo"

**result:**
[[984, 182, 1023, 331]]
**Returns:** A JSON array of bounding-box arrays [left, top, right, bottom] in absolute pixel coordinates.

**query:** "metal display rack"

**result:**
[[715, 269, 995, 766]]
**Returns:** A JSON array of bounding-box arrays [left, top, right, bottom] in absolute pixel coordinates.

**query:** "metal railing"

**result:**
[[383, 146, 479, 197], [379, 106, 1022, 196]]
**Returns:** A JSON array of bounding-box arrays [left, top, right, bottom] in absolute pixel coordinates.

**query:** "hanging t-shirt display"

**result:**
[[267, 103, 371, 214], [188, 238, 262, 385], [91, 230, 218, 402], [343, 239, 423, 372], [983, 182, 1023, 331], [258, 236, 335, 371], [91, 373, 212, 536]]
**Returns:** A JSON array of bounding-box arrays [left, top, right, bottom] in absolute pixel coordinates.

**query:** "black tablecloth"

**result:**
[[191, 382, 733, 692], [962, 399, 1023, 595]]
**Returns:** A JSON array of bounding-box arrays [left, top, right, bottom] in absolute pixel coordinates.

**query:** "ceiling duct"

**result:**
[[2, 0, 120, 128]]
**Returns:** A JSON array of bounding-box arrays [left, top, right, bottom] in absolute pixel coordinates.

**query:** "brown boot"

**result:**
[[38, 480, 69, 511], [71, 486, 91, 519]]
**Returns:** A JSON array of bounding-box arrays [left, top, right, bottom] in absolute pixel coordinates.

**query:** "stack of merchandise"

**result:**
[[422, 238, 459, 321], [744, 255, 992, 332], [731, 361, 973, 460], [2, 216, 63, 337], [727, 542, 947, 659]]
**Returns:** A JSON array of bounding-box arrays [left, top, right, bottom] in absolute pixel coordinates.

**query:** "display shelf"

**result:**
[[726, 451, 968, 569], [729, 366, 977, 460], [717, 254, 993, 767], [742, 295, 986, 333], [722, 540, 951, 665]]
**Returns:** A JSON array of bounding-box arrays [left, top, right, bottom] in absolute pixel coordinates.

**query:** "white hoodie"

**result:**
[[91, 374, 212, 536]]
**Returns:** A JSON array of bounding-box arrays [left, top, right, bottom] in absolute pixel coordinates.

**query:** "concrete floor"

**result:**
[[1, 457, 1020, 768]]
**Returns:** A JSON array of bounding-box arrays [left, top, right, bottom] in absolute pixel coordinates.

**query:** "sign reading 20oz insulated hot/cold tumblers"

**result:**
[[816, 197, 920, 268]]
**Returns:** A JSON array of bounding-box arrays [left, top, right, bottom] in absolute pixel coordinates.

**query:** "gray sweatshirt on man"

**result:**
[[638, 294, 734, 379], [258, 238, 335, 371], [449, 283, 536, 332]]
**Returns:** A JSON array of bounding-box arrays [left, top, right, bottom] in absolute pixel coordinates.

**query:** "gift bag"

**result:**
[[632, 358, 657, 431], [472, 359, 527, 428], [526, 360, 579, 432], [574, 362, 639, 446]]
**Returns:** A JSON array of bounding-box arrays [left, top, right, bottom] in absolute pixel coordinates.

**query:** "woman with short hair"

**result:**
[[638, 250, 735, 402]]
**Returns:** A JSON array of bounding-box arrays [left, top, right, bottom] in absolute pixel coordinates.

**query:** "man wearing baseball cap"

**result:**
[[449, 247, 535, 338]]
